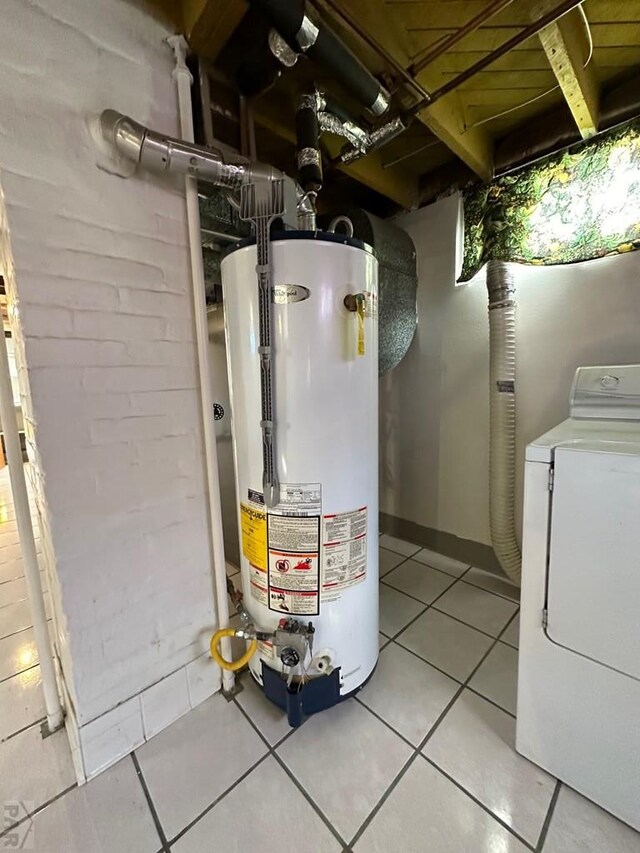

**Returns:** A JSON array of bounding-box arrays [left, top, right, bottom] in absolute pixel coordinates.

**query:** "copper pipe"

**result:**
[[311, 0, 432, 102], [413, 0, 586, 110], [410, 0, 516, 75]]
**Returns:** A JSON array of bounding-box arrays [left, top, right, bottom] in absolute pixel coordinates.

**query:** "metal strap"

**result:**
[[240, 179, 285, 508]]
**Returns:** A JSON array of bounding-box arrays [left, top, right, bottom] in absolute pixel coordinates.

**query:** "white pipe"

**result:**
[[0, 333, 64, 729], [487, 260, 522, 585], [167, 35, 235, 692]]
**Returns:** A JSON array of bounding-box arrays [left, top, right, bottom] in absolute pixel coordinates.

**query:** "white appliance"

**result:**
[[517, 364, 640, 831], [221, 233, 379, 723]]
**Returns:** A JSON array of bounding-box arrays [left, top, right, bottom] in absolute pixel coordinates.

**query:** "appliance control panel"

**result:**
[[570, 364, 640, 420]]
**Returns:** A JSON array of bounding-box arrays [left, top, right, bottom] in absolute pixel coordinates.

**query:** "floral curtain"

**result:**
[[460, 118, 640, 282]]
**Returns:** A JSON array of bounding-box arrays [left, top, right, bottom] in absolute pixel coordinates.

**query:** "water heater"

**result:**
[[221, 231, 379, 724]]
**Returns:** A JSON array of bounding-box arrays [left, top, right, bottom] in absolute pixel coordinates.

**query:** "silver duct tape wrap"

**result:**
[[297, 147, 322, 169], [268, 28, 298, 67], [296, 15, 320, 50], [487, 261, 516, 308], [215, 162, 247, 190], [318, 112, 368, 151], [370, 117, 406, 147], [370, 88, 391, 116], [341, 117, 407, 164], [300, 91, 326, 112], [343, 208, 417, 375]]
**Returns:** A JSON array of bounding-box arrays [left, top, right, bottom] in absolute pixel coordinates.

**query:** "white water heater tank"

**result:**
[[221, 232, 379, 716]]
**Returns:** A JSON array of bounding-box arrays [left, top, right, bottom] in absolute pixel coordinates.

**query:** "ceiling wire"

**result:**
[[462, 2, 593, 132]]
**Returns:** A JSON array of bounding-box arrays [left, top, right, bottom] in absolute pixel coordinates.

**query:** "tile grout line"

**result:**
[[536, 779, 562, 852], [164, 688, 304, 848], [382, 571, 518, 637], [166, 750, 272, 848], [383, 564, 473, 643], [131, 752, 171, 853], [0, 617, 53, 644], [0, 714, 47, 744], [232, 693, 350, 851], [378, 549, 417, 580], [464, 684, 516, 719], [421, 755, 536, 852], [381, 548, 520, 604], [348, 600, 526, 849], [0, 661, 42, 685], [0, 783, 77, 841], [459, 576, 521, 604]]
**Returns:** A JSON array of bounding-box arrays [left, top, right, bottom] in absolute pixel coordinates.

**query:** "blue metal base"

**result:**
[[259, 660, 377, 727], [261, 661, 342, 727]]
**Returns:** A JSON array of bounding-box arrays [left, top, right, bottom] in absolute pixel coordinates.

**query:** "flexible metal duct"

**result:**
[[487, 261, 522, 584], [346, 209, 417, 375]]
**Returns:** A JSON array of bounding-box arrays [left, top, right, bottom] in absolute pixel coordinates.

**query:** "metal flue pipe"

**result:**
[[99, 109, 247, 188]]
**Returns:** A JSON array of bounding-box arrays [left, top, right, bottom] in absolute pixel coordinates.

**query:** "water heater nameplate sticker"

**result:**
[[322, 507, 367, 602], [273, 483, 322, 516], [267, 515, 320, 615]]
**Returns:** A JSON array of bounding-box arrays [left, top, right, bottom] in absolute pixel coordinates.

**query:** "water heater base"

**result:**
[[258, 660, 377, 728]]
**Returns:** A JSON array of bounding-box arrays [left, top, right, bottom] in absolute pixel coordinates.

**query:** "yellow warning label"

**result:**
[[240, 502, 267, 571]]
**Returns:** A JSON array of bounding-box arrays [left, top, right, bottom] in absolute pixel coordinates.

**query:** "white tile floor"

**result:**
[[1, 490, 639, 851]]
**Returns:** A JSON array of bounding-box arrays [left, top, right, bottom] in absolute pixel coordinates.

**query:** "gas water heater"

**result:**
[[98, 108, 386, 727], [221, 232, 379, 724]]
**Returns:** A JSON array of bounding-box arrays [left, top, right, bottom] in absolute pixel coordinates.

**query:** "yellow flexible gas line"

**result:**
[[210, 627, 258, 672]]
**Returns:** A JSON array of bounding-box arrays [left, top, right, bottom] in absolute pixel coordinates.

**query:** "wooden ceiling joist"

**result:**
[[538, 7, 600, 138], [182, 0, 246, 60], [321, 0, 494, 182]]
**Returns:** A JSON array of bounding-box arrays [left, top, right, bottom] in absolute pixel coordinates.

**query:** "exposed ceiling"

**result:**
[[149, 0, 640, 213]]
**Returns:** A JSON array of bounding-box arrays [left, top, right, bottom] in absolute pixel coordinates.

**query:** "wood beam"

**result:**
[[317, 0, 494, 182], [182, 0, 246, 60], [538, 7, 599, 138]]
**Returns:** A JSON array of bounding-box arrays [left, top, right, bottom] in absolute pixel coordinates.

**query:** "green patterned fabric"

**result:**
[[460, 119, 640, 282]]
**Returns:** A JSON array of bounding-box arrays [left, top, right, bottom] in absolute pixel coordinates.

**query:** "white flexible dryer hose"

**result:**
[[487, 260, 522, 585]]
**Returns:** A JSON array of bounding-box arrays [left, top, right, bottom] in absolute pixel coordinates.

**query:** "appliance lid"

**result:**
[[526, 418, 640, 462], [570, 364, 640, 420]]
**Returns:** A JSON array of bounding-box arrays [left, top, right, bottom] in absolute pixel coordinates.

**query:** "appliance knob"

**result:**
[[600, 374, 620, 389]]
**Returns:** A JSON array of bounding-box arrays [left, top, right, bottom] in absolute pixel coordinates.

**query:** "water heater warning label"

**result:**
[[240, 502, 267, 571], [267, 515, 320, 615], [322, 507, 367, 602]]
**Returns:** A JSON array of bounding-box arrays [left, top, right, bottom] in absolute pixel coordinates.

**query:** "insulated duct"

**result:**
[[345, 208, 417, 375], [487, 261, 522, 585], [295, 90, 407, 179], [251, 0, 390, 116], [296, 92, 323, 193]]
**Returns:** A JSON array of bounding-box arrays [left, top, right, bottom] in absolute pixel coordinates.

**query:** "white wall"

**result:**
[[381, 193, 640, 551], [0, 0, 219, 780]]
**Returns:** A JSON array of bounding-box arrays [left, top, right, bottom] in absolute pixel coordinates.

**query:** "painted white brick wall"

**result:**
[[0, 0, 220, 773]]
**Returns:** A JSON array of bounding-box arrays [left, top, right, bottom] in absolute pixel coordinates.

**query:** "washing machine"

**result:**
[[517, 364, 640, 831]]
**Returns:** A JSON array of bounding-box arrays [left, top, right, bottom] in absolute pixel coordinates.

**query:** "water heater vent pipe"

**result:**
[[487, 260, 522, 585]]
